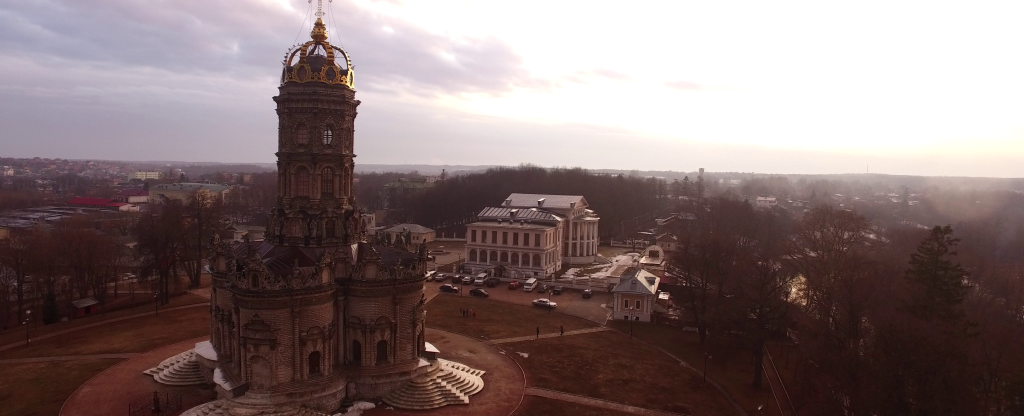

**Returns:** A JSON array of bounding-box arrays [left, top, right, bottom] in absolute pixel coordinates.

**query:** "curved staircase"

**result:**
[[144, 349, 206, 386], [180, 399, 330, 416], [382, 359, 486, 410]]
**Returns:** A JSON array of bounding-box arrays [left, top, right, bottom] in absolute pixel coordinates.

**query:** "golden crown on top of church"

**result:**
[[280, 18, 354, 88]]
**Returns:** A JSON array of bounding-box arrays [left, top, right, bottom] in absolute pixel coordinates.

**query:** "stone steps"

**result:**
[[382, 359, 486, 410], [180, 399, 329, 416], [144, 349, 207, 386]]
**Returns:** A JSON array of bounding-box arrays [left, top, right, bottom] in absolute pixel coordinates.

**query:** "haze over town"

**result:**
[[2, 0, 1024, 176]]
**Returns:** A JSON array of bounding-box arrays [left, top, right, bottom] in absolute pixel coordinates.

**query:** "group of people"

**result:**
[[460, 308, 476, 318]]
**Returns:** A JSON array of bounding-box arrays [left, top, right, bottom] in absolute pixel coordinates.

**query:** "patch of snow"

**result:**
[[334, 401, 375, 416], [516, 352, 529, 358], [194, 341, 218, 361]]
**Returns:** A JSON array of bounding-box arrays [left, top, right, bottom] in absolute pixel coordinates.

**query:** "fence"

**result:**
[[128, 391, 181, 416]]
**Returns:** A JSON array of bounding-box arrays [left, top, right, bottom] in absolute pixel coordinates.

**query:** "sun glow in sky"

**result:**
[[1, 0, 1023, 175]]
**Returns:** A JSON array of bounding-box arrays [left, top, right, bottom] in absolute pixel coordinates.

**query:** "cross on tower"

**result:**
[[310, 0, 332, 18]]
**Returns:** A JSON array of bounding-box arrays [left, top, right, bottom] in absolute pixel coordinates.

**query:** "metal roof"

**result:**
[[612, 269, 660, 295], [503, 194, 586, 209], [477, 207, 562, 222]]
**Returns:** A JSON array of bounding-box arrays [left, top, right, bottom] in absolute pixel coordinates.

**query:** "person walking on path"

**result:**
[[536, 326, 540, 339], [560, 325, 564, 336], [472, 309, 476, 318]]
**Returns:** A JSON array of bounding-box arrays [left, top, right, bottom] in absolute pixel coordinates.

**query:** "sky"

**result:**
[[1, 0, 1023, 177]]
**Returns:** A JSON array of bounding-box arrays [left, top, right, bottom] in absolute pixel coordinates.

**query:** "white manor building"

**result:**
[[463, 193, 600, 278]]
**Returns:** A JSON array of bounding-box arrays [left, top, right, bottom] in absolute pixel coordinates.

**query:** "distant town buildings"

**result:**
[[755, 196, 778, 210], [149, 183, 231, 204], [382, 223, 436, 244], [130, 171, 163, 180]]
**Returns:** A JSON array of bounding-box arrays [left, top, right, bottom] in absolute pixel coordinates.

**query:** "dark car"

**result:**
[[536, 284, 548, 294], [451, 275, 462, 284], [582, 289, 593, 299], [439, 284, 460, 293], [485, 277, 501, 288], [552, 286, 564, 295], [508, 281, 522, 290], [469, 288, 490, 298]]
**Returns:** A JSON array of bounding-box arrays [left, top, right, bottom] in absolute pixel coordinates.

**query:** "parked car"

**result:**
[[439, 284, 460, 293], [473, 276, 486, 286], [536, 284, 548, 294], [424, 271, 437, 282], [461, 276, 474, 285], [469, 288, 490, 298], [582, 289, 593, 299], [451, 275, 462, 284], [552, 286, 564, 295], [435, 273, 448, 282], [508, 281, 522, 290], [485, 277, 501, 288], [532, 298, 557, 309]]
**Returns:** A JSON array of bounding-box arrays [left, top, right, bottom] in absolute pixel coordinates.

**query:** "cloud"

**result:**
[[664, 80, 701, 90], [0, 0, 533, 96]]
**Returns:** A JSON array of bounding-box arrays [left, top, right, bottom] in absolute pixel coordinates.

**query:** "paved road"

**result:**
[[526, 387, 688, 416], [485, 327, 610, 345], [0, 353, 141, 363]]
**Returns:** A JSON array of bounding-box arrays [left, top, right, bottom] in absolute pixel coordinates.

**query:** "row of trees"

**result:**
[[671, 199, 1024, 414], [0, 191, 226, 327], [395, 165, 669, 239], [0, 215, 131, 326]]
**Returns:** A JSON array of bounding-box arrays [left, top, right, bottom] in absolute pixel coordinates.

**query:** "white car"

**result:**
[[461, 276, 474, 285], [532, 298, 557, 309], [424, 271, 437, 282]]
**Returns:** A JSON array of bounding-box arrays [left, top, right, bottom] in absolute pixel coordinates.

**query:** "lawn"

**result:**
[[426, 293, 597, 340], [0, 307, 209, 359], [514, 396, 633, 416], [505, 330, 738, 415], [607, 321, 777, 416], [0, 292, 208, 348], [0, 359, 119, 416]]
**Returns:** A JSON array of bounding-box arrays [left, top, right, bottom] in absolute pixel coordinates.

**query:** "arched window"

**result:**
[[325, 220, 336, 239], [511, 253, 519, 265], [323, 126, 334, 145], [500, 252, 508, 263], [288, 219, 302, 237], [469, 249, 477, 262], [352, 340, 362, 365], [533, 254, 541, 268], [296, 124, 309, 145], [376, 340, 388, 364], [490, 251, 498, 262], [321, 168, 334, 196], [308, 351, 321, 375], [295, 167, 310, 197]]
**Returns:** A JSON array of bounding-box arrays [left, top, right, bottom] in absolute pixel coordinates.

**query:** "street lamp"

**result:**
[[23, 309, 31, 345], [703, 352, 712, 383], [154, 291, 160, 316]]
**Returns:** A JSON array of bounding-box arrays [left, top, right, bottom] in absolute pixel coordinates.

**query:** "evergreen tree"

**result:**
[[905, 225, 968, 321], [42, 293, 59, 324]]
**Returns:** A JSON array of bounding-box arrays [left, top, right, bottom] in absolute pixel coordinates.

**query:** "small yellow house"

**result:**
[[612, 268, 661, 322]]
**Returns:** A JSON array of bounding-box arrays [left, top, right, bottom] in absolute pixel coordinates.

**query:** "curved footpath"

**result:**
[[60, 336, 213, 416], [0, 292, 209, 354]]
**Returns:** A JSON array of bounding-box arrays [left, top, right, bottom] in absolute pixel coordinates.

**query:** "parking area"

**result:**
[[424, 273, 612, 325]]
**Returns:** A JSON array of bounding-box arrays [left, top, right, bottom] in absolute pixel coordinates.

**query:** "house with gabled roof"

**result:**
[[612, 268, 661, 322]]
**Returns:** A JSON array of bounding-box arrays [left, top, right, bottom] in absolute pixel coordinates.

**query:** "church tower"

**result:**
[[266, 16, 360, 247]]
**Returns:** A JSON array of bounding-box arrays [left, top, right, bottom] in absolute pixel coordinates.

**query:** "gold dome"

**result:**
[[280, 18, 354, 88]]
